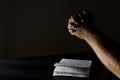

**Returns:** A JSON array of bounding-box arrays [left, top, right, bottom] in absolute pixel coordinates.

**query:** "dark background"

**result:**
[[0, 0, 120, 57]]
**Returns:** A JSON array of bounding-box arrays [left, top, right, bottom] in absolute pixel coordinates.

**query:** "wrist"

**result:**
[[83, 28, 97, 41]]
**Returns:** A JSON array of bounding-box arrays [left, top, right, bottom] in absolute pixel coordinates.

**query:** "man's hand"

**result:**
[[67, 11, 96, 40]]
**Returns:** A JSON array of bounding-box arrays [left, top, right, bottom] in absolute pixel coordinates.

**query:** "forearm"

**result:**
[[84, 29, 120, 78], [67, 11, 120, 78]]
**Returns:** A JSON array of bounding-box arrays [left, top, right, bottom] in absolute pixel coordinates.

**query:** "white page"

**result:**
[[60, 59, 92, 68], [54, 66, 90, 74], [53, 71, 89, 78]]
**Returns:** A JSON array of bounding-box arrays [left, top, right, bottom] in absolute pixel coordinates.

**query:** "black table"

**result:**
[[0, 52, 119, 80]]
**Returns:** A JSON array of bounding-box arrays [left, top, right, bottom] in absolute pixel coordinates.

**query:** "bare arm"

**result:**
[[67, 11, 120, 78]]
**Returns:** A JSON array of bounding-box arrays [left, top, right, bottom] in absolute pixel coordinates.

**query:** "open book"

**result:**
[[53, 58, 92, 78]]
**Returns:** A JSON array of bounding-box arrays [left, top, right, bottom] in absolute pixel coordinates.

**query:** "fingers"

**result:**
[[67, 10, 89, 34], [67, 15, 81, 33], [68, 16, 77, 24], [67, 22, 77, 33], [68, 29, 76, 34], [68, 22, 78, 29], [68, 11, 87, 26], [67, 15, 82, 33]]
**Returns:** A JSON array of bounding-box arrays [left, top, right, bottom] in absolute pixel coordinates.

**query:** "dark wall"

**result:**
[[0, 0, 120, 57]]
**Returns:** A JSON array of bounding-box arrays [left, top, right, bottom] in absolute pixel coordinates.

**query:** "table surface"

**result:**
[[0, 53, 119, 80]]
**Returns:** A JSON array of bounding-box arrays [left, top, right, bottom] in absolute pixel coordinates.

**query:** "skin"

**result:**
[[67, 11, 120, 78]]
